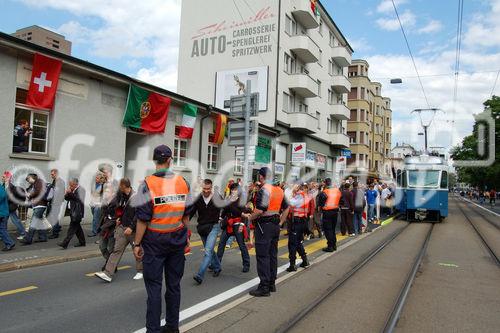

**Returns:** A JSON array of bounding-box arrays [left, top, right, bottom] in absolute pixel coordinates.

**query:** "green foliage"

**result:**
[[451, 96, 500, 189]]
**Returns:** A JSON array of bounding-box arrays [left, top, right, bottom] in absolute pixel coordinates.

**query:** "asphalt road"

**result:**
[[0, 227, 351, 333]]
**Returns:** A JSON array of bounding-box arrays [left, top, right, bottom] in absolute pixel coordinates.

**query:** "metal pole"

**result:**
[[243, 80, 251, 194], [424, 126, 428, 153]]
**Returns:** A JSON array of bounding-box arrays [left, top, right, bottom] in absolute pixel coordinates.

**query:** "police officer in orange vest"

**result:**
[[317, 178, 341, 252], [133, 145, 191, 333], [286, 184, 310, 272], [243, 167, 289, 297]]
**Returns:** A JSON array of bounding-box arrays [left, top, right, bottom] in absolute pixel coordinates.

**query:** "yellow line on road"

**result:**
[[0, 286, 38, 297], [249, 237, 289, 256], [279, 234, 349, 259], [86, 265, 131, 277]]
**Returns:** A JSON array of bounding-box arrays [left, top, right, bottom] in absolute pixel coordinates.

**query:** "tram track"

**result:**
[[455, 197, 500, 266], [276, 221, 434, 333]]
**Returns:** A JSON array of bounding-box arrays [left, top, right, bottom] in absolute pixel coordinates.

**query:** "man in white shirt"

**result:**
[[380, 184, 392, 217]]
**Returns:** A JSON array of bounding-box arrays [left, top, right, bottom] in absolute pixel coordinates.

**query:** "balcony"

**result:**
[[331, 75, 351, 94], [288, 73, 319, 98], [286, 112, 318, 134], [289, 35, 320, 63], [330, 133, 350, 148], [331, 46, 352, 67], [291, 0, 319, 29], [330, 103, 350, 120]]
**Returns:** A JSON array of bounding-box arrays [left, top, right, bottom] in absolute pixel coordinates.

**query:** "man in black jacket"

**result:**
[[189, 179, 224, 284], [58, 178, 86, 249], [95, 178, 143, 282]]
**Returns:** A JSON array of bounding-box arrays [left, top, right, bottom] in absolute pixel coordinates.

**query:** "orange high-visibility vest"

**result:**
[[322, 187, 341, 211], [145, 174, 189, 233], [292, 191, 308, 218], [262, 183, 284, 216]]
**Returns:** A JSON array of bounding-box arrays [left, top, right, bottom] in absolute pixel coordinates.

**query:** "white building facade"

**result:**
[[177, 0, 353, 182]]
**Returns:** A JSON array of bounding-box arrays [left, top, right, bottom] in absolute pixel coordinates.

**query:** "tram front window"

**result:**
[[408, 170, 440, 187]]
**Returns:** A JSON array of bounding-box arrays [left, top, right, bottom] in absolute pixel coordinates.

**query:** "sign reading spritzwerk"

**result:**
[[190, 6, 276, 58]]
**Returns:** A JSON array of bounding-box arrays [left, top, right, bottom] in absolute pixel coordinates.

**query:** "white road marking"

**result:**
[[132, 223, 382, 333], [461, 197, 500, 218]]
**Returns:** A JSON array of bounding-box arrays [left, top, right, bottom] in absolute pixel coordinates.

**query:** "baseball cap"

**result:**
[[153, 145, 172, 162]]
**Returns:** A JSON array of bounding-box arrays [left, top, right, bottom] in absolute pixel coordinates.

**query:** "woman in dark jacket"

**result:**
[[340, 183, 355, 236], [20, 173, 49, 245], [216, 183, 251, 272]]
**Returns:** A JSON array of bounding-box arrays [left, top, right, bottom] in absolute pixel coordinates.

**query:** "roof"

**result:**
[[318, 1, 354, 53], [13, 25, 67, 40], [0, 30, 228, 116]]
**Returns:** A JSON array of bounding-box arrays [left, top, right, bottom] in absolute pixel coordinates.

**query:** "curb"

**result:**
[[0, 250, 102, 273], [0, 233, 203, 273]]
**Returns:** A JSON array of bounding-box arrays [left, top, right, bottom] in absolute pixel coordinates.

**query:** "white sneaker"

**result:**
[[349, 233, 355, 237], [17, 235, 25, 240], [133, 272, 143, 280], [95, 271, 112, 282]]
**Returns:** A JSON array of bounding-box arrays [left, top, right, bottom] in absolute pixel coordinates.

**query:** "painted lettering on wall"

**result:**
[[191, 6, 276, 58]]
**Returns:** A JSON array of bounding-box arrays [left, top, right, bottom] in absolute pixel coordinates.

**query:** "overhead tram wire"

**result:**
[[490, 70, 500, 97], [371, 69, 500, 81], [391, 0, 431, 109], [451, 0, 465, 147]]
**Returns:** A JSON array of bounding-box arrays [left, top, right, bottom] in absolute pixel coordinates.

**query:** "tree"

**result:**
[[451, 96, 500, 189]]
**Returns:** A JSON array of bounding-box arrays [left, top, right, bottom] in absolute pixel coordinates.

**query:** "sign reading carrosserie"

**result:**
[[190, 6, 276, 58]]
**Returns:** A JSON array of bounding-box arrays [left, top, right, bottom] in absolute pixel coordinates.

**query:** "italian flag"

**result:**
[[123, 84, 171, 133], [178, 103, 198, 139]]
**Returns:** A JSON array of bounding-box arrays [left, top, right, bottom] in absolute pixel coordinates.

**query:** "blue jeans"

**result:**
[[353, 211, 363, 234], [368, 204, 376, 222], [217, 227, 250, 269], [0, 217, 15, 248], [91, 206, 102, 235], [9, 211, 26, 236], [196, 223, 221, 279]]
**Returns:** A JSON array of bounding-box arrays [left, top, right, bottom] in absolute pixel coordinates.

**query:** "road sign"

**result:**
[[228, 120, 258, 146], [291, 142, 306, 163], [341, 149, 352, 158], [229, 93, 259, 118]]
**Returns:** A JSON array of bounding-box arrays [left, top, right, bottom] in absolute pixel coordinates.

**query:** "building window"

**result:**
[[329, 31, 335, 47], [349, 87, 358, 100], [360, 109, 365, 121], [360, 87, 366, 100], [350, 109, 357, 121], [13, 106, 49, 154], [207, 144, 219, 171], [316, 111, 321, 129], [234, 153, 243, 174], [285, 15, 292, 35], [347, 131, 356, 144], [375, 142, 379, 152], [173, 138, 188, 167], [318, 49, 322, 66], [319, 19, 323, 36], [317, 80, 321, 97], [328, 59, 333, 76], [328, 88, 334, 104], [282, 92, 290, 112]]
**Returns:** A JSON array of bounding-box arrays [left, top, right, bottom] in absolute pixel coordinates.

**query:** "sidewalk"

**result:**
[[0, 219, 201, 273]]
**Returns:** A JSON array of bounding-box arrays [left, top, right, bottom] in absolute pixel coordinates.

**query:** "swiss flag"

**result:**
[[26, 53, 62, 110]]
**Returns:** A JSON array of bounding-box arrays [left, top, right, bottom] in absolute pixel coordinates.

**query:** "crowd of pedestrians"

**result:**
[[459, 187, 497, 206]]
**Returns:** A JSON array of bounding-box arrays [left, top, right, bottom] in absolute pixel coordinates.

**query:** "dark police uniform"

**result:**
[[317, 185, 341, 252], [136, 165, 190, 333], [251, 181, 288, 296]]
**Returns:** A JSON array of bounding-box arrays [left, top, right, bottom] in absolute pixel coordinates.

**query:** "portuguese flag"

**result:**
[[178, 103, 198, 139], [123, 84, 171, 133]]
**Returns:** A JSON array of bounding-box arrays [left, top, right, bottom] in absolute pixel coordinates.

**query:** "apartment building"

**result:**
[[347, 59, 392, 180], [12, 25, 72, 55], [177, 0, 353, 181]]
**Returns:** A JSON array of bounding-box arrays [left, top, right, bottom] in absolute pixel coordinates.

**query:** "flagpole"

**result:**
[[243, 80, 251, 194]]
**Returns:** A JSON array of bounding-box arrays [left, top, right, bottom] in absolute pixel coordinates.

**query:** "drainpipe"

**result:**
[[198, 105, 213, 178]]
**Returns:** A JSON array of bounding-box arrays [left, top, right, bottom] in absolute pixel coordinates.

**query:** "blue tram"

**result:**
[[395, 155, 449, 222]]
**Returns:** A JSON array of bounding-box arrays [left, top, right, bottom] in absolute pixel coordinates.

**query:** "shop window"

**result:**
[[234, 150, 243, 174]]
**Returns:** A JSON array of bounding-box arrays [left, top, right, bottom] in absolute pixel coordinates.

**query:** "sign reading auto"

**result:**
[[191, 6, 276, 58]]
